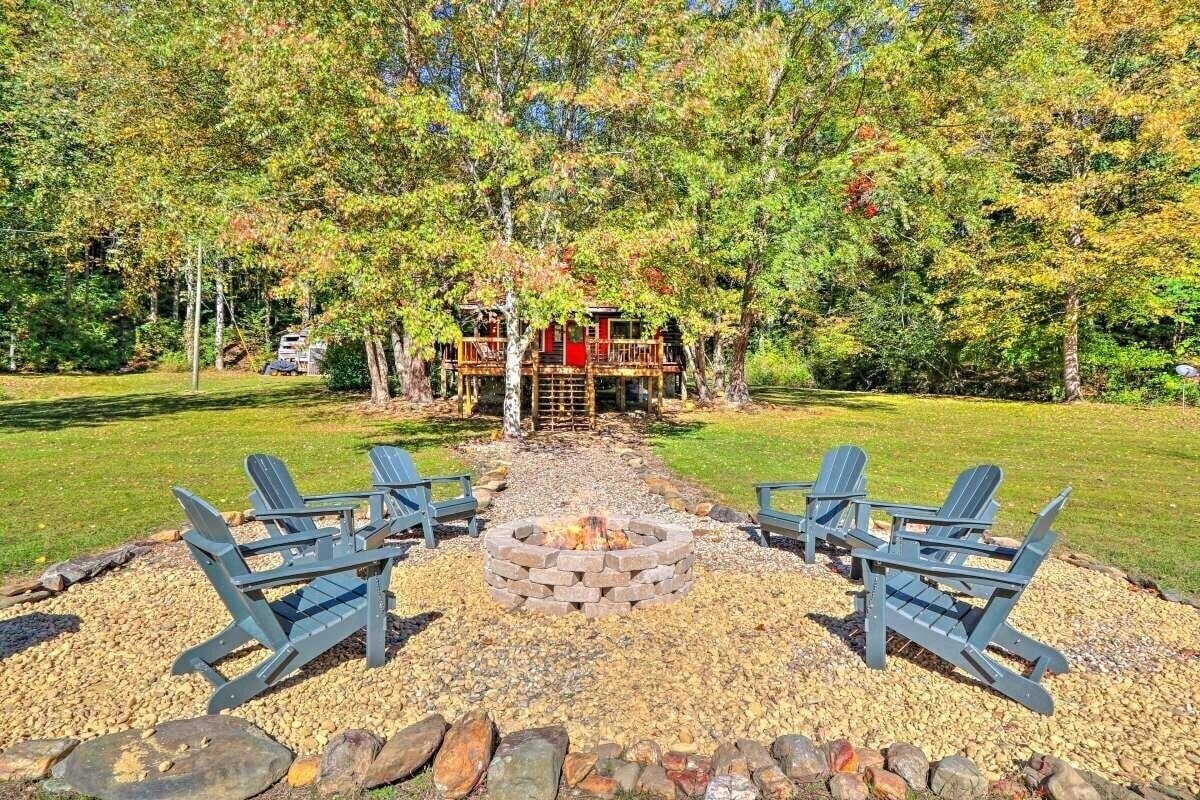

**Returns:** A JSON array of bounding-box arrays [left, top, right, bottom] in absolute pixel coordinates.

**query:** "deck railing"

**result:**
[[588, 338, 662, 366], [457, 337, 509, 366]]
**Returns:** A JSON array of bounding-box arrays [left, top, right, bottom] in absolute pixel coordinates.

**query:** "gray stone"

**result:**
[[0, 589, 52, 609], [773, 734, 825, 781], [830, 773, 868, 800], [706, 774, 760, 800], [612, 760, 643, 792], [319, 729, 382, 797], [887, 742, 929, 790], [57, 715, 291, 800], [712, 742, 750, 778], [591, 742, 624, 760], [0, 738, 79, 781], [1079, 770, 1141, 800], [363, 714, 447, 788], [709, 505, 749, 524], [637, 763, 679, 799], [39, 777, 77, 795], [736, 739, 776, 771], [39, 545, 144, 592], [486, 726, 568, 800], [1044, 762, 1102, 800], [930, 756, 988, 800]]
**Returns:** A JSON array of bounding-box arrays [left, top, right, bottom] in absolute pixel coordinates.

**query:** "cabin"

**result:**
[[446, 305, 684, 430]]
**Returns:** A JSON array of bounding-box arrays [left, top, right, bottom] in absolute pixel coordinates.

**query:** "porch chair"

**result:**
[[839, 464, 1002, 586], [755, 444, 867, 563], [171, 488, 403, 713], [852, 488, 1072, 715], [369, 445, 479, 549], [245, 453, 419, 561]]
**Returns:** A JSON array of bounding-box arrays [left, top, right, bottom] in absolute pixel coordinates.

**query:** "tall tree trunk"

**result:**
[[172, 272, 180, 322], [439, 347, 450, 398], [148, 281, 158, 323], [725, 264, 759, 405], [390, 323, 409, 397], [1063, 287, 1082, 403], [693, 342, 711, 401], [711, 332, 726, 395], [684, 343, 706, 402], [214, 264, 225, 371], [502, 290, 526, 439], [726, 308, 755, 405], [8, 330, 15, 371], [364, 333, 392, 406], [183, 257, 195, 360], [405, 331, 434, 404]]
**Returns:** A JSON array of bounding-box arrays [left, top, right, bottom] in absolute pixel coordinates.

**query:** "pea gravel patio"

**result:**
[[0, 428, 1196, 794]]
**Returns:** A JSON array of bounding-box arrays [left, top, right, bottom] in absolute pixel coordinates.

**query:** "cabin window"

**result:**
[[567, 323, 585, 343], [609, 319, 643, 340]]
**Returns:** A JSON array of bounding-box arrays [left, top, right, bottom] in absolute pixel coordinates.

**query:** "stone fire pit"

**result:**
[[483, 515, 695, 618]]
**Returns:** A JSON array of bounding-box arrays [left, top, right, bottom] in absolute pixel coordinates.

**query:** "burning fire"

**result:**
[[540, 514, 631, 551]]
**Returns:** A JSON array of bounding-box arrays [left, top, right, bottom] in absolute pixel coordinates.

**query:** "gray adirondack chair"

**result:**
[[755, 445, 867, 563], [245, 454, 421, 560], [852, 488, 1072, 715], [369, 445, 478, 549], [171, 488, 403, 713], [841, 465, 1003, 586]]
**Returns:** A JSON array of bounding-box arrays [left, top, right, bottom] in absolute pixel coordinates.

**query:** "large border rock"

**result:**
[[57, 716, 291, 800]]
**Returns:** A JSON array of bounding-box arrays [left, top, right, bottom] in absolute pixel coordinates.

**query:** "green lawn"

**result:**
[[650, 387, 1200, 596], [0, 371, 492, 578]]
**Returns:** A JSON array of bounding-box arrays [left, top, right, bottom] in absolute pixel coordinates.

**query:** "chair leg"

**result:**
[[991, 622, 1069, 675], [205, 647, 296, 714], [863, 562, 887, 668], [365, 577, 387, 668], [172, 622, 253, 678], [757, 527, 771, 547], [960, 645, 1055, 715], [803, 530, 816, 564], [421, 517, 437, 549], [468, 516, 479, 538]]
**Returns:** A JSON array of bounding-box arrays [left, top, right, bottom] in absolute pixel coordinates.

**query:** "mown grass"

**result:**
[[650, 387, 1200, 595], [0, 371, 493, 579]]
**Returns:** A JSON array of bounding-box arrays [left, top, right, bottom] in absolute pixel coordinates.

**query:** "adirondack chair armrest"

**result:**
[[303, 490, 387, 502], [890, 532, 1018, 559], [238, 529, 337, 555], [373, 480, 433, 490], [851, 499, 940, 515], [232, 547, 407, 592], [756, 482, 814, 511], [806, 491, 867, 501], [425, 473, 472, 483], [852, 548, 1030, 589], [353, 519, 393, 551], [753, 481, 815, 490], [254, 505, 357, 519], [891, 512, 993, 528], [425, 474, 474, 498]]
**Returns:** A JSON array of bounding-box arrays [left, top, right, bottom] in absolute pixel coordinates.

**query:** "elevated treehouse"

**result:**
[[446, 305, 684, 430]]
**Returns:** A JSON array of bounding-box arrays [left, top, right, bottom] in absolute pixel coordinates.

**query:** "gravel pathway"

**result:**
[[1, 421, 1197, 793]]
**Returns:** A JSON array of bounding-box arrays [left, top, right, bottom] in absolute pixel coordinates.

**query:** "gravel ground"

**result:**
[[1, 420, 1197, 793]]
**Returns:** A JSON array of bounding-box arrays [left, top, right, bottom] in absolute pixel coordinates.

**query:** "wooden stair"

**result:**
[[536, 372, 590, 430]]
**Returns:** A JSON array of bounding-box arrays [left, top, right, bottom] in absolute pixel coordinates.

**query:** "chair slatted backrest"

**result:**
[[369, 446, 425, 514], [810, 445, 867, 527], [245, 454, 316, 535], [172, 488, 287, 648], [927, 465, 1003, 564], [966, 488, 1071, 648]]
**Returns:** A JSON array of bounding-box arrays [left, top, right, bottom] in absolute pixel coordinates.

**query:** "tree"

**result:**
[[944, 0, 1200, 401]]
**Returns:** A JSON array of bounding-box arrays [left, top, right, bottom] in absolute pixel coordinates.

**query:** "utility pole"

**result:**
[[191, 241, 203, 392]]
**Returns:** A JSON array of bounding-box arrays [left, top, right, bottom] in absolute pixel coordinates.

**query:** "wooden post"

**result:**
[[531, 345, 540, 429], [617, 378, 626, 411], [457, 372, 464, 417]]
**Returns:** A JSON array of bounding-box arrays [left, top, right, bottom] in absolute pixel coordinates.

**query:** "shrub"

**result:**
[[322, 341, 371, 391], [746, 341, 814, 388]]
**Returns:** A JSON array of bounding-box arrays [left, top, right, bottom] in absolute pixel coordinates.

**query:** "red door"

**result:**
[[565, 321, 587, 366]]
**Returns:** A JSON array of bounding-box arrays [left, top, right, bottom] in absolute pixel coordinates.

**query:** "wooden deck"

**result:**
[[450, 336, 680, 428]]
